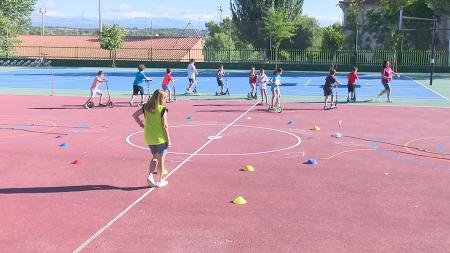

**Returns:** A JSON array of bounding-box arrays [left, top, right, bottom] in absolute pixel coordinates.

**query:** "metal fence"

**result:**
[[3, 46, 450, 67]]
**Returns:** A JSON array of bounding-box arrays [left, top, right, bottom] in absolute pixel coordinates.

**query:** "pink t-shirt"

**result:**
[[382, 67, 393, 83]]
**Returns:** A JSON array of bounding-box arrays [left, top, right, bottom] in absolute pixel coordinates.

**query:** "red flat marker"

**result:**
[[71, 160, 81, 165], [55, 136, 62, 139]]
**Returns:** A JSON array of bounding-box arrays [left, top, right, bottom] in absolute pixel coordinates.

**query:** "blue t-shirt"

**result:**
[[271, 74, 281, 87], [133, 71, 147, 87]]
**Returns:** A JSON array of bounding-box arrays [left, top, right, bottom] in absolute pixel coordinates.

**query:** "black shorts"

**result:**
[[217, 79, 224, 86], [133, 85, 144, 95], [348, 84, 355, 92], [323, 85, 333, 96]]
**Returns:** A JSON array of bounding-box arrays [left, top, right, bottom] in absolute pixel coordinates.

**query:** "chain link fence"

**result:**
[[3, 46, 450, 67]]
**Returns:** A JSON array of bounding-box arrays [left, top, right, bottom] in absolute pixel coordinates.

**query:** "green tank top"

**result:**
[[143, 105, 168, 145]]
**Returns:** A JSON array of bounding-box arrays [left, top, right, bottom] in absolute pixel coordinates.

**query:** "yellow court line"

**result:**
[[320, 149, 374, 160], [404, 136, 450, 158], [0, 118, 57, 139]]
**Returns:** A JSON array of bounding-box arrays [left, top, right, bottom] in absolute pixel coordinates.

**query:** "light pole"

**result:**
[[38, 8, 47, 55], [217, 6, 223, 24], [99, 0, 103, 35]]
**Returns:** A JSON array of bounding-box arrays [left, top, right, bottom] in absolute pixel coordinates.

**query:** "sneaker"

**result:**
[[83, 104, 89, 109], [147, 175, 157, 187], [387, 100, 393, 103], [156, 180, 168, 188], [129, 102, 134, 107]]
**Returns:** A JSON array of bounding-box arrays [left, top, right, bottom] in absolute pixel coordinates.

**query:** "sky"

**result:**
[[33, 0, 342, 27]]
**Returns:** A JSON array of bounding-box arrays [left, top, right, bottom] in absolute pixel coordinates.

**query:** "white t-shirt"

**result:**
[[90, 76, 104, 90], [187, 63, 198, 79], [257, 73, 269, 85]]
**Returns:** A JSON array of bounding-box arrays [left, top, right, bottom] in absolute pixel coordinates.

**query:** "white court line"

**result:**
[[404, 76, 448, 101], [305, 79, 311, 87], [126, 124, 302, 156], [72, 101, 259, 253]]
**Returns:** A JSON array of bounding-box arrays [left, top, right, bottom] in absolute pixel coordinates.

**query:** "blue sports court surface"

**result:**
[[0, 67, 447, 101]]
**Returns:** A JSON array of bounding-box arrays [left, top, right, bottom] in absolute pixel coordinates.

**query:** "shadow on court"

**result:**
[[0, 185, 150, 194]]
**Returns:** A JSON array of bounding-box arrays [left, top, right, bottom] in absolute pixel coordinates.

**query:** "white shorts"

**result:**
[[90, 88, 102, 98], [259, 83, 267, 90]]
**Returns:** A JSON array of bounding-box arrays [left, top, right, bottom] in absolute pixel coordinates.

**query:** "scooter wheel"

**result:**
[[108, 101, 114, 108], [276, 107, 283, 113], [86, 101, 95, 109], [215, 92, 219, 96]]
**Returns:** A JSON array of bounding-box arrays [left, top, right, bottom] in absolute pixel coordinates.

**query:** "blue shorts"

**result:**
[[162, 85, 169, 92], [271, 85, 279, 92], [149, 142, 169, 156], [382, 81, 391, 91]]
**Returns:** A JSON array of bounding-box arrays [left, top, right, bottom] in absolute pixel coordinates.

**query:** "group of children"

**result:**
[[84, 59, 400, 188], [322, 60, 400, 109]]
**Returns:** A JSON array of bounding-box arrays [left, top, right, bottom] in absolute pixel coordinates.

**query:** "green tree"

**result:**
[[263, 8, 297, 66], [0, 0, 36, 57], [321, 23, 344, 68], [100, 24, 126, 67], [263, 8, 297, 49], [204, 18, 261, 63], [283, 15, 322, 49], [230, 0, 304, 48]]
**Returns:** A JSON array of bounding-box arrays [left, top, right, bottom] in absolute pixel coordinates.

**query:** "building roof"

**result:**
[[17, 35, 203, 49], [14, 35, 204, 62]]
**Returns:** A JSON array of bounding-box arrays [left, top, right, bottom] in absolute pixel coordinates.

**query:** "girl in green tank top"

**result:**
[[132, 89, 171, 188]]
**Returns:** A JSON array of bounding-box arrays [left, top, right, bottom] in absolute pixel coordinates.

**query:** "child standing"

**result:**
[[83, 71, 106, 109], [130, 64, 152, 107], [257, 68, 269, 105], [132, 89, 172, 188], [323, 69, 342, 110], [269, 68, 283, 109], [377, 60, 400, 102], [186, 59, 198, 93], [162, 68, 175, 102], [347, 67, 359, 103], [248, 67, 257, 99], [216, 64, 226, 95]]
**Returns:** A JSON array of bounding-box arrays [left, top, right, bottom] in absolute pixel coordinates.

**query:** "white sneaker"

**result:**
[[147, 175, 156, 187], [156, 180, 168, 188]]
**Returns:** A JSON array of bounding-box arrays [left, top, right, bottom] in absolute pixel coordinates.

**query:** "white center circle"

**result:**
[[126, 124, 302, 156]]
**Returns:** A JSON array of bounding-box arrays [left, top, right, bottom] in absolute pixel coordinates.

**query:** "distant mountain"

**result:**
[[30, 14, 206, 29]]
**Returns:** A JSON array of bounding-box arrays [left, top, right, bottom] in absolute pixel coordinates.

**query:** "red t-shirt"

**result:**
[[347, 72, 358, 86], [249, 73, 257, 84], [162, 73, 173, 86]]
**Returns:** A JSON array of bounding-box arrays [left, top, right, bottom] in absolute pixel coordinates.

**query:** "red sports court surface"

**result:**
[[1, 94, 449, 252]]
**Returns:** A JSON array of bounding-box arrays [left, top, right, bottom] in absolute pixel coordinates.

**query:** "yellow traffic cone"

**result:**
[[233, 196, 247, 205], [243, 165, 255, 172], [162, 168, 169, 176], [311, 126, 320, 131]]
